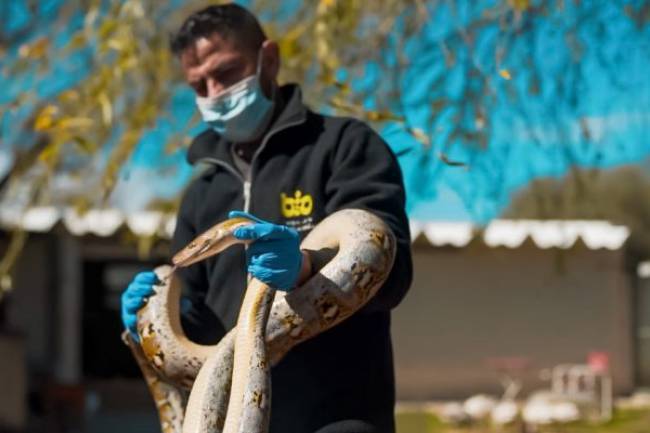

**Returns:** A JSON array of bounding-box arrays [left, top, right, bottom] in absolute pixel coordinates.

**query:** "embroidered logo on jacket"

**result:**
[[281, 190, 313, 218]]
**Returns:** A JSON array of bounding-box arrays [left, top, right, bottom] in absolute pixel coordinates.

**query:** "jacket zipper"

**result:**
[[243, 181, 252, 212], [197, 117, 306, 213]]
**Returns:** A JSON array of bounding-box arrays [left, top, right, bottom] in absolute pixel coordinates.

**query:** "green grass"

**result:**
[[396, 412, 447, 433], [395, 409, 650, 433], [554, 409, 650, 433]]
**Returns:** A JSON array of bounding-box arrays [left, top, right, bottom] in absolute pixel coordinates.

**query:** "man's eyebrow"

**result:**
[[209, 58, 241, 74], [191, 56, 238, 80], [186, 54, 243, 86]]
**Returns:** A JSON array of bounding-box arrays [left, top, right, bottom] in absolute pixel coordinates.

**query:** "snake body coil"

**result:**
[[123, 208, 396, 433]]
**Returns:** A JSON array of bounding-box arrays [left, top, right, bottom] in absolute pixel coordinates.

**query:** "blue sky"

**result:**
[[1, 1, 649, 221], [383, 0, 650, 222]]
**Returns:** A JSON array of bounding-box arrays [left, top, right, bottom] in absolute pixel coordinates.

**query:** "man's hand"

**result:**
[[121, 271, 158, 342], [229, 210, 311, 290]]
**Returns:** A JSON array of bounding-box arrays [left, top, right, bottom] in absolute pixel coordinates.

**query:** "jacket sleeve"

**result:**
[[324, 119, 413, 312], [171, 180, 222, 343]]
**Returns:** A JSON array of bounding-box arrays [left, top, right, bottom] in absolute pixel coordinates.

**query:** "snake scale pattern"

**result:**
[[122, 208, 396, 433]]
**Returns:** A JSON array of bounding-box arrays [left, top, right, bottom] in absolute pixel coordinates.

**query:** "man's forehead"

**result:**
[[180, 33, 249, 66]]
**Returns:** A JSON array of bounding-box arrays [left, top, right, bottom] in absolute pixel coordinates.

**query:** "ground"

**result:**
[[395, 408, 650, 433]]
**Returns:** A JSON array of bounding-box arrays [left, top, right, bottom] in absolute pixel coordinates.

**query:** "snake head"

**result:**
[[171, 217, 254, 268]]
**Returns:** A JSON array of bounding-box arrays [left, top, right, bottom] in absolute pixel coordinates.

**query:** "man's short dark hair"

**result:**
[[170, 3, 267, 56]]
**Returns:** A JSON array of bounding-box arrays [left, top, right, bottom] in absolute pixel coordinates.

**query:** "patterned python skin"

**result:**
[[123, 208, 396, 433]]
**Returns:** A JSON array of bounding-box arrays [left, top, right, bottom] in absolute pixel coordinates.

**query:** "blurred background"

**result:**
[[1, 0, 650, 432]]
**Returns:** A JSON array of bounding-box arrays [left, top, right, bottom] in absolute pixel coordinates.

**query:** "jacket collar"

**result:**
[[187, 84, 308, 166]]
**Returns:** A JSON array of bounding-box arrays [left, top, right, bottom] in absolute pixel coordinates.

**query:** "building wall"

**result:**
[[2, 232, 636, 409], [0, 334, 26, 429], [636, 274, 650, 385], [2, 232, 170, 379], [0, 234, 52, 430], [4, 234, 55, 373], [392, 241, 634, 400]]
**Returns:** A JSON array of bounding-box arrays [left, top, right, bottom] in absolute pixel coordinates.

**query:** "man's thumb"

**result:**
[[233, 226, 259, 240]]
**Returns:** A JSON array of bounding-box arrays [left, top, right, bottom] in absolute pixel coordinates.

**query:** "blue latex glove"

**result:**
[[229, 210, 302, 291], [121, 271, 157, 342]]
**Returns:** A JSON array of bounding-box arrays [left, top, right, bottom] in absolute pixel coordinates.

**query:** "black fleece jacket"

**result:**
[[171, 84, 412, 433]]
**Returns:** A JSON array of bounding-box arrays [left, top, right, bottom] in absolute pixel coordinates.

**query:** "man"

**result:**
[[121, 4, 412, 432]]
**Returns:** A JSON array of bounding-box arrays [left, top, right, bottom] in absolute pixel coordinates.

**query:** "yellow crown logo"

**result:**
[[281, 190, 313, 218]]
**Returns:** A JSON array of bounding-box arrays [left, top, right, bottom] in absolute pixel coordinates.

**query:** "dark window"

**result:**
[[82, 260, 164, 378]]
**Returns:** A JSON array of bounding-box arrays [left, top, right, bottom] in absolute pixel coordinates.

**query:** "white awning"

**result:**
[[411, 219, 630, 250], [0, 206, 176, 238], [0, 206, 630, 250]]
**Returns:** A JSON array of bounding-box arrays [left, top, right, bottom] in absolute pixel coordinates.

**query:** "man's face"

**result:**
[[180, 32, 279, 99]]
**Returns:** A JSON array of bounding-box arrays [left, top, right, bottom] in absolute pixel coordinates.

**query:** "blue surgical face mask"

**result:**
[[195, 50, 275, 143]]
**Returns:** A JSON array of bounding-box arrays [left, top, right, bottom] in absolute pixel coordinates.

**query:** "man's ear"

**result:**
[[261, 40, 280, 82]]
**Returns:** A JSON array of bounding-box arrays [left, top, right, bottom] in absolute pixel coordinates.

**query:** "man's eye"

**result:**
[[215, 67, 242, 88]]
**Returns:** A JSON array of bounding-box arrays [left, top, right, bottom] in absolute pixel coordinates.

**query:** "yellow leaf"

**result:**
[[431, 98, 448, 113], [98, 19, 118, 42], [117, 55, 137, 71], [34, 105, 58, 131], [439, 152, 468, 168], [58, 90, 79, 103], [499, 69, 512, 80], [67, 32, 87, 51], [72, 136, 95, 153], [18, 37, 49, 59], [320, 0, 336, 8], [120, 0, 145, 18], [407, 127, 431, 146], [10, 91, 33, 109], [509, 0, 530, 11], [57, 117, 94, 130], [328, 96, 357, 114], [0, 274, 11, 293], [333, 80, 351, 94], [29, 37, 49, 58], [98, 92, 113, 126], [366, 110, 405, 123], [279, 23, 307, 58], [319, 69, 337, 85], [283, 23, 307, 43], [19, 43, 30, 58], [0, 229, 27, 300], [84, 6, 99, 29], [73, 197, 91, 215], [107, 38, 126, 52], [475, 112, 486, 130], [137, 235, 155, 260], [38, 142, 60, 164]]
